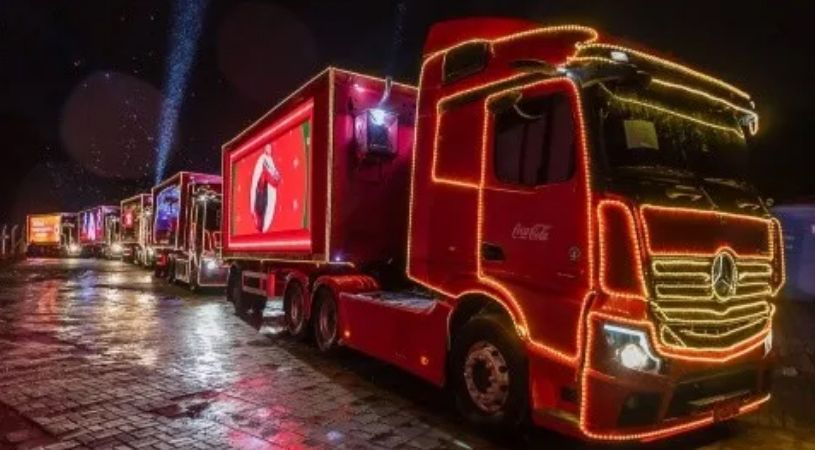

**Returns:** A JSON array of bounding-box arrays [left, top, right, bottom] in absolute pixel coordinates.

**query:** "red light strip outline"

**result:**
[[578, 310, 771, 441], [476, 77, 594, 364], [597, 199, 647, 300], [405, 26, 600, 366], [574, 42, 752, 100], [639, 204, 775, 260], [225, 99, 315, 251]]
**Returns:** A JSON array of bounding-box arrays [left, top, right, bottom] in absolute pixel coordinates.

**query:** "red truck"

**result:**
[[151, 171, 228, 290], [120, 193, 153, 265], [78, 205, 121, 258], [26, 213, 80, 257], [221, 18, 783, 442]]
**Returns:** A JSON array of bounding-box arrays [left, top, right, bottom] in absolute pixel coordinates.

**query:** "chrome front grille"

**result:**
[[650, 256, 773, 349]]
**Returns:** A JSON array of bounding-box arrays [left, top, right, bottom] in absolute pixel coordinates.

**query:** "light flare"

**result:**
[[154, 0, 210, 184]]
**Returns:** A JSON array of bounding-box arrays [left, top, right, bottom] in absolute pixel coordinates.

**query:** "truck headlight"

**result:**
[[602, 324, 662, 374], [204, 258, 219, 272], [764, 330, 773, 357]]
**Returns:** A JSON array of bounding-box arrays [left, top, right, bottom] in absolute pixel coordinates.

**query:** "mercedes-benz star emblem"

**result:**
[[711, 251, 738, 299]]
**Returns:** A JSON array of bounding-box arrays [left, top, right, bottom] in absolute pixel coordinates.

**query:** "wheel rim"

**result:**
[[318, 297, 337, 347], [286, 286, 305, 334], [463, 341, 510, 414]]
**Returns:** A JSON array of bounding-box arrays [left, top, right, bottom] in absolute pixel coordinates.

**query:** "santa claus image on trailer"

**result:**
[[250, 144, 282, 233]]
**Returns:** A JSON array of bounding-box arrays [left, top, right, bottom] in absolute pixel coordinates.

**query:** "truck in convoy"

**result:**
[[151, 171, 228, 290], [26, 213, 80, 257], [772, 202, 815, 301], [221, 18, 783, 442], [120, 193, 153, 265], [78, 205, 121, 258]]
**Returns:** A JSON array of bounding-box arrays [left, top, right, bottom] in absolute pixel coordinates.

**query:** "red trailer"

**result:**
[[120, 193, 153, 265], [78, 205, 120, 258], [222, 20, 782, 442], [151, 171, 227, 290], [26, 213, 80, 257]]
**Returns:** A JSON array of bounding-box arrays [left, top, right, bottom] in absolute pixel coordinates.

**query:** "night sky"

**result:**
[[2, 1, 814, 224]]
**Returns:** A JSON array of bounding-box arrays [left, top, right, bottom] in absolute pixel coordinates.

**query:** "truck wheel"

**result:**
[[313, 288, 339, 352], [451, 315, 528, 430], [229, 270, 250, 316], [167, 259, 176, 284], [227, 268, 241, 304], [189, 265, 199, 292], [252, 296, 267, 316], [284, 281, 309, 339]]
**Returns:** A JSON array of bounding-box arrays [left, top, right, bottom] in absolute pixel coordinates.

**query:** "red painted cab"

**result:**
[[119, 193, 153, 265], [151, 171, 227, 290]]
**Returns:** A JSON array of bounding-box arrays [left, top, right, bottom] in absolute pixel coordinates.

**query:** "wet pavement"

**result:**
[[0, 259, 813, 450]]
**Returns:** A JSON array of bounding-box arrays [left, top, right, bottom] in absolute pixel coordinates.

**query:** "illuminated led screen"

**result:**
[[79, 208, 104, 244], [28, 215, 61, 245], [120, 201, 141, 242], [154, 185, 181, 245], [228, 101, 312, 252]]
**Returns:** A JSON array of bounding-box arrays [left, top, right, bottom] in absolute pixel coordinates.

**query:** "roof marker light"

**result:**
[[610, 50, 629, 63]]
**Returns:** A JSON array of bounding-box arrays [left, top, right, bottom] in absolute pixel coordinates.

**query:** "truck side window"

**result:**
[[493, 93, 575, 186], [442, 42, 489, 84]]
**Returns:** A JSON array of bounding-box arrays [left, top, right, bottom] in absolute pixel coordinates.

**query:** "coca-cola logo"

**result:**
[[512, 223, 551, 241]]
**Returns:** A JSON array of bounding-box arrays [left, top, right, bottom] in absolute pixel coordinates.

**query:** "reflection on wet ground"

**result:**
[[0, 259, 813, 449]]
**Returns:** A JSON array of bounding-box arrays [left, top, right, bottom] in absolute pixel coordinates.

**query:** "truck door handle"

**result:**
[[481, 242, 505, 261]]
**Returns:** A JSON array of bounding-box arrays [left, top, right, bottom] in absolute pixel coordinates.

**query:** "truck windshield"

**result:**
[[590, 83, 751, 187]]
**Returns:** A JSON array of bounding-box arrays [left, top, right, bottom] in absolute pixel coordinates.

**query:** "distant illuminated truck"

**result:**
[[120, 193, 153, 265], [26, 213, 80, 257], [78, 205, 121, 258], [151, 171, 228, 290], [221, 19, 784, 442]]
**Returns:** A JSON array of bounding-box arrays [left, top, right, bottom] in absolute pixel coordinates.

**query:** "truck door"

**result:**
[[480, 81, 589, 357]]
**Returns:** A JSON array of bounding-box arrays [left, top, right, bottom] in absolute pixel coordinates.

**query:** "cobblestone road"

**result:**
[[0, 259, 813, 449]]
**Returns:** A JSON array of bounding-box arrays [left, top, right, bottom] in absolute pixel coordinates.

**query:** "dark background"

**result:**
[[1, 1, 813, 224]]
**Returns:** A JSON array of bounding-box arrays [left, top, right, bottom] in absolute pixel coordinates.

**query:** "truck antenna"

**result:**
[[378, 76, 393, 107]]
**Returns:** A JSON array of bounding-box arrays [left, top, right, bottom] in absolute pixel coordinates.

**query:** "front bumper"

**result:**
[[577, 315, 774, 442]]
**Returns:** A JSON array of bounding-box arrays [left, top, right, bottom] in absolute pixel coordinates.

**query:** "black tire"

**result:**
[[167, 258, 176, 284], [312, 288, 339, 352], [189, 264, 199, 292], [450, 314, 529, 430], [283, 281, 309, 339], [252, 296, 267, 315], [228, 268, 250, 315], [227, 267, 240, 304]]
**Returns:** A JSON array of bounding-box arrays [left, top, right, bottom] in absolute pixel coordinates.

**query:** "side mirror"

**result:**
[[511, 59, 559, 77], [488, 91, 522, 113]]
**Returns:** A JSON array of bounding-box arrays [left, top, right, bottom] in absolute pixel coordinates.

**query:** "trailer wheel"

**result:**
[[451, 314, 528, 430], [284, 281, 309, 339], [313, 288, 339, 352]]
